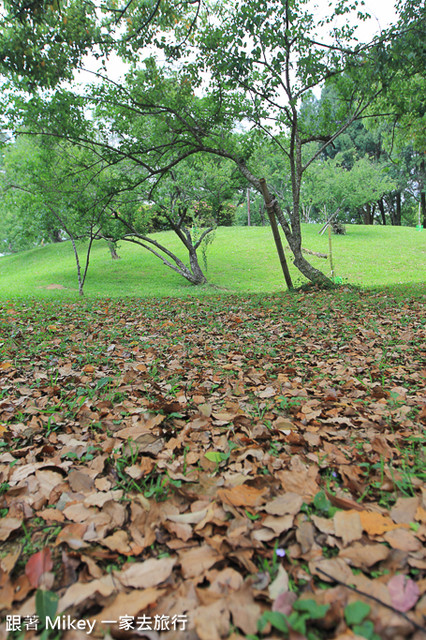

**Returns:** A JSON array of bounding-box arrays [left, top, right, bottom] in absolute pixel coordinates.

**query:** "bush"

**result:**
[[332, 220, 346, 235]]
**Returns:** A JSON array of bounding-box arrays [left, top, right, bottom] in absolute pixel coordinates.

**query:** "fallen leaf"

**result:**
[[273, 590, 298, 615], [58, 575, 116, 613], [264, 493, 304, 516], [268, 565, 289, 600], [339, 543, 390, 568], [359, 511, 400, 535], [25, 548, 53, 588], [178, 545, 222, 579], [218, 484, 266, 508], [0, 517, 22, 542], [387, 574, 420, 612], [383, 528, 422, 552], [93, 588, 166, 629], [117, 557, 176, 588], [333, 510, 363, 546]]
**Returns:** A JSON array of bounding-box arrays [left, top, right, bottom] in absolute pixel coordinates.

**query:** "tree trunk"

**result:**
[[363, 204, 373, 225], [49, 229, 62, 243], [395, 192, 402, 226], [111, 209, 207, 285], [107, 240, 120, 260], [188, 246, 207, 284], [378, 198, 386, 225], [70, 235, 84, 296], [259, 203, 266, 226], [421, 191, 426, 228], [203, 147, 333, 286], [274, 206, 333, 286]]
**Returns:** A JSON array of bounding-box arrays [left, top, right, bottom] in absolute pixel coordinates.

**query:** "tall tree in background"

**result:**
[[189, 0, 424, 284]]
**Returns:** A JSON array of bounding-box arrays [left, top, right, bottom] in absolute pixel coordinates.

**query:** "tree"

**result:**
[[100, 152, 243, 285], [1, 135, 113, 295], [0, 0, 202, 87], [189, 0, 417, 285], [303, 153, 396, 225], [11, 65, 247, 286]]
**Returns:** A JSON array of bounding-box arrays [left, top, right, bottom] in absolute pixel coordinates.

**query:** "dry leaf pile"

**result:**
[[0, 289, 425, 639]]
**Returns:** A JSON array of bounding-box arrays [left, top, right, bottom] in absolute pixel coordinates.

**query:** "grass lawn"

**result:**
[[0, 224, 424, 299]]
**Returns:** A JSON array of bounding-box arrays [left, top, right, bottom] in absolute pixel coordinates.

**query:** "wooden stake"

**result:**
[[328, 224, 334, 280], [259, 178, 293, 290], [247, 188, 251, 227]]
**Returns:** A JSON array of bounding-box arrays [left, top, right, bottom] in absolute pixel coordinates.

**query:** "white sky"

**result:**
[[79, 0, 399, 84]]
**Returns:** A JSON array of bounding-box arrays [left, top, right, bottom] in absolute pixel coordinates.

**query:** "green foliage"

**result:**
[[344, 601, 371, 626], [256, 599, 330, 637], [0, 0, 201, 87], [312, 491, 338, 518], [304, 154, 396, 221], [344, 602, 380, 640], [35, 589, 59, 621]]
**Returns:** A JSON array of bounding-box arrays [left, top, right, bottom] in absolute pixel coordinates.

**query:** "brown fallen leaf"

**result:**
[[92, 588, 166, 630], [101, 530, 133, 554], [262, 514, 294, 535], [0, 545, 22, 573], [309, 558, 353, 583], [228, 585, 262, 635], [0, 569, 14, 610], [68, 470, 95, 493], [390, 497, 420, 524], [54, 523, 88, 550], [178, 545, 222, 579], [339, 543, 390, 568], [296, 519, 315, 554], [193, 599, 230, 640], [217, 484, 266, 508], [359, 511, 401, 535], [383, 528, 422, 551], [36, 508, 65, 523], [0, 517, 22, 542], [117, 557, 176, 588], [333, 510, 363, 546], [263, 492, 304, 516], [57, 574, 117, 613]]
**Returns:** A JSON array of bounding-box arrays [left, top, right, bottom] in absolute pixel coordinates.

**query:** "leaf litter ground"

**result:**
[[0, 288, 425, 640]]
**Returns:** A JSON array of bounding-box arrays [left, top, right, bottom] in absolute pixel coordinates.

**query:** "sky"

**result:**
[[80, 0, 399, 84]]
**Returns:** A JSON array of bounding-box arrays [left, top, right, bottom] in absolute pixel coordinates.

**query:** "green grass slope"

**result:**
[[0, 224, 424, 299]]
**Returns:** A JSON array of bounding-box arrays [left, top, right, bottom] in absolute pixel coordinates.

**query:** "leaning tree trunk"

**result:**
[[110, 209, 208, 285], [188, 246, 207, 285], [107, 240, 120, 260]]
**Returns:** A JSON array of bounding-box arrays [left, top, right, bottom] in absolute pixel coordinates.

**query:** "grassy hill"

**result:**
[[0, 224, 424, 298]]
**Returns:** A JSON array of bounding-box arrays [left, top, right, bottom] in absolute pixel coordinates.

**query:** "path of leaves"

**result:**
[[0, 289, 425, 640]]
